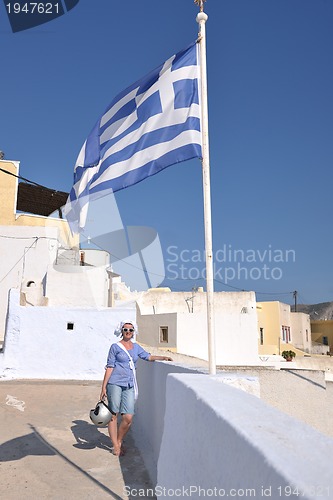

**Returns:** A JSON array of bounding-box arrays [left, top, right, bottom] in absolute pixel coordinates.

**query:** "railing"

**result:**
[[311, 340, 330, 355]]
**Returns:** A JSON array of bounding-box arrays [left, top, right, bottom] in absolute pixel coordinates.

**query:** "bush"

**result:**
[[281, 350, 296, 360]]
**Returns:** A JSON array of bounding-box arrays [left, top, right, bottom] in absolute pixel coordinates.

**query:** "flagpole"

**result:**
[[196, 0, 216, 375]]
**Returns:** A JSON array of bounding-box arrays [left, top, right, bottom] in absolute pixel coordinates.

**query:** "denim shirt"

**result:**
[[106, 342, 150, 387]]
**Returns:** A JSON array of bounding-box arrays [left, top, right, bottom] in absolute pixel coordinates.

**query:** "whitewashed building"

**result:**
[[136, 288, 259, 365], [1, 158, 261, 376]]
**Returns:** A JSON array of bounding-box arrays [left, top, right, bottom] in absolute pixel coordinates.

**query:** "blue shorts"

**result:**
[[107, 384, 135, 415]]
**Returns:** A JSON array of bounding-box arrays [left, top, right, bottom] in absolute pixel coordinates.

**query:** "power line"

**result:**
[[0, 169, 303, 298], [0, 238, 38, 285], [0, 235, 59, 241], [0, 166, 54, 190], [86, 234, 298, 296]]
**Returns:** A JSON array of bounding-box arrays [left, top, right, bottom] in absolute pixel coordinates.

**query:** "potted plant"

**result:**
[[281, 350, 296, 362]]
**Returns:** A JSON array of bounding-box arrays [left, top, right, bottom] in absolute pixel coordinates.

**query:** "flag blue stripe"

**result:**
[[84, 121, 100, 167], [88, 144, 202, 195], [94, 116, 200, 181], [100, 98, 137, 136], [172, 43, 197, 69], [99, 91, 161, 145]]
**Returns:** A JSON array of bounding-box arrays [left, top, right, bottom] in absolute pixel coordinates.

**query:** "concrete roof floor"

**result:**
[[0, 380, 154, 500]]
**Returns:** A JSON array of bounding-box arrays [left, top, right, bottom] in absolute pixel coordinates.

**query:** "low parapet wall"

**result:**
[[133, 360, 203, 485], [132, 362, 333, 498], [156, 374, 333, 499]]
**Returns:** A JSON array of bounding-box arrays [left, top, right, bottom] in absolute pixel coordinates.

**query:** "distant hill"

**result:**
[[291, 302, 333, 320]]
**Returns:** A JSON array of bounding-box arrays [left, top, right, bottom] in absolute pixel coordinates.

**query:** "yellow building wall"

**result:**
[[257, 301, 293, 355], [257, 302, 281, 355], [0, 160, 18, 224], [0, 160, 78, 247], [311, 320, 333, 349]]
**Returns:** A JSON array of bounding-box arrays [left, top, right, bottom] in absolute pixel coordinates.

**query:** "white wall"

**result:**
[[0, 225, 59, 338], [177, 309, 259, 365], [137, 311, 178, 348], [132, 362, 333, 494], [137, 289, 256, 315], [80, 248, 109, 267], [133, 360, 203, 485], [257, 368, 332, 436], [45, 264, 109, 307], [0, 225, 113, 339], [0, 289, 135, 379], [137, 291, 259, 365], [291, 312, 312, 353], [156, 374, 333, 498]]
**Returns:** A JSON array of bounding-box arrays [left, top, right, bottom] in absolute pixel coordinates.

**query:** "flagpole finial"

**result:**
[[194, 0, 206, 13]]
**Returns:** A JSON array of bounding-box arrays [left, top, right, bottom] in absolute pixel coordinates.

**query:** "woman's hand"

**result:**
[[100, 367, 113, 401], [149, 355, 173, 362]]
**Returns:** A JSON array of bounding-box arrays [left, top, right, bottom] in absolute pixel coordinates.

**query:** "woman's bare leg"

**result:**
[[117, 414, 133, 453], [108, 415, 120, 455]]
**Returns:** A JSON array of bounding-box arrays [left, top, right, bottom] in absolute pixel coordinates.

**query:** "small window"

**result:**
[[260, 327, 264, 345], [67, 322, 74, 331], [159, 326, 168, 343], [282, 325, 291, 343], [323, 336, 329, 346], [281, 326, 286, 342]]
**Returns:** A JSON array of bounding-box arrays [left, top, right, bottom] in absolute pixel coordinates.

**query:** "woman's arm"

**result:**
[[148, 355, 173, 362], [100, 367, 113, 400], [136, 343, 172, 362]]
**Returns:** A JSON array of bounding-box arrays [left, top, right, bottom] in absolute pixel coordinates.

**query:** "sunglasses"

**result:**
[[122, 328, 134, 333]]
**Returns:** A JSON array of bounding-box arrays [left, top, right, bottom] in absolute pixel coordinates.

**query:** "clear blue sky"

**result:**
[[1, 0, 332, 305]]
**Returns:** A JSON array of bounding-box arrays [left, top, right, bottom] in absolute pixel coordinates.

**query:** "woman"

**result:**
[[100, 321, 172, 456]]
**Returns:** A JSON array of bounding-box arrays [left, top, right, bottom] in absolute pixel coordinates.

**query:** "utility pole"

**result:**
[[293, 290, 298, 312]]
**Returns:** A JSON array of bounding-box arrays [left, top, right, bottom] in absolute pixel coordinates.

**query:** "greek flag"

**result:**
[[65, 41, 202, 231]]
